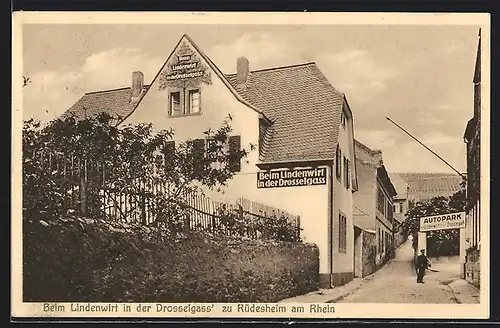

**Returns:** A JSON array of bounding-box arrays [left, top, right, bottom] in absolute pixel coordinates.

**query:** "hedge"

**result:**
[[23, 217, 319, 303]]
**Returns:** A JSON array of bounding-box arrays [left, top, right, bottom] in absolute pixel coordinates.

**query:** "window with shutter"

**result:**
[[338, 212, 347, 253], [192, 139, 206, 173], [188, 89, 201, 114], [169, 91, 181, 116], [228, 135, 241, 172], [343, 156, 350, 189], [163, 141, 176, 169], [346, 159, 351, 189], [168, 88, 202, 116], [336, 145, 342, 180]]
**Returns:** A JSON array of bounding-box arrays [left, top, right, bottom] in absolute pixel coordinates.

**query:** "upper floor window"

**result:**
[[188, 89, 200, 114], [169, 91, 181, 115], [168, 88, 201, 116], [163, 136, 241, 173], [341, 111, 347, 129], [336, 144, 342, 180], [377, 187, 385, 215], [343, 156, 350, 189], [338, 212, 347, 253]]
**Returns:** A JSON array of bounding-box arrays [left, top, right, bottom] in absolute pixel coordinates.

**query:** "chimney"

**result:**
[[236, 57, 249, 88], [131, 71, 144, 98]]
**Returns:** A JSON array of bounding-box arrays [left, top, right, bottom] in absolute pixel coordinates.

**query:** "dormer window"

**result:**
[[169, 91, 181, 115], [168, 88, 202, 117], [188, 89, 200, 114]]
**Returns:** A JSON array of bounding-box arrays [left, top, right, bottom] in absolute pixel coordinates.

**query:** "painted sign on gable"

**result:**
[[158, 39, 212, 90], [257, 167, 327, 189], [419, 211, 466, 232]]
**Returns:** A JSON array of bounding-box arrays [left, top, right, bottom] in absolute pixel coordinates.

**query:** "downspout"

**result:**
[[329, 164, 335, 288]]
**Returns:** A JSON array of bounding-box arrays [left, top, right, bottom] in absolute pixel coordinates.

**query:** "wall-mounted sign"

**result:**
[[257, 168, 327, 189], [419, 211, 466, 232], [159, 40, 212, 90]]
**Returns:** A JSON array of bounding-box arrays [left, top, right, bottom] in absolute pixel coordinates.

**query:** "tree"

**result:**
[[401, 188, 466, 257], [22, 112, 251, 230]]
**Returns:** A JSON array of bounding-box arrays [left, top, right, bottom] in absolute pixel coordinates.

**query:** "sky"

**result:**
[[21, 23, 481, 174]]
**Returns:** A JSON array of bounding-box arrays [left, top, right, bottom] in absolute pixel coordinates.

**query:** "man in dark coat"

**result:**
[[416, 249, 431, 283]]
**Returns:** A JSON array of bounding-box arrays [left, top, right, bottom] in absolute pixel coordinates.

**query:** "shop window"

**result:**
[[338, 212, 347, 253], [336, 145, 342, 180]]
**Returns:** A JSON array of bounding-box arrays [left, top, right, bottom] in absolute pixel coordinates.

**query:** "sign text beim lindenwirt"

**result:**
[[257, 168, 327, 188]]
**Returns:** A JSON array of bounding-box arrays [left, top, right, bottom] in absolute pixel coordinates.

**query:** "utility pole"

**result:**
[[386, 117, 466, 181]]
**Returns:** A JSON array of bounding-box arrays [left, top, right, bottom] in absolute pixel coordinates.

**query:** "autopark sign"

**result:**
[[419, 211, 466, 232]]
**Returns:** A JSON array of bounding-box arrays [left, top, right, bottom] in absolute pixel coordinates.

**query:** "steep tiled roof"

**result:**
[[391, 172, 464, 201], [354, 139, 383, 167], [60, 35, 349, 166], [225, 63, 345, 163], [60, 86, 150, 126], [354, 139, 382, 155], [407, 176, 463, 194]]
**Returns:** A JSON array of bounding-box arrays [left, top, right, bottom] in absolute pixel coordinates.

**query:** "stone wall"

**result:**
[[361, 231, 377, 277], [465, 249, 480, 288]]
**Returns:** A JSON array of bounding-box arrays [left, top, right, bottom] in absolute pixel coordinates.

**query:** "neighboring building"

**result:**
[[391, 172, 463, 203], [463, 29, 481, 288], [388, 173, 410, 248], [388, 173, 409, 227], [353, 140, 397, 277], [389, 172, 464, 249], [60, 34, 360, 288]]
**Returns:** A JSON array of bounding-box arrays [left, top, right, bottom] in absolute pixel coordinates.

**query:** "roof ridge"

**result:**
[[85, 87, 130, 95], [225, 62, 317, 76], [354, 139, 382, 154], [85, 84, 151, 95]]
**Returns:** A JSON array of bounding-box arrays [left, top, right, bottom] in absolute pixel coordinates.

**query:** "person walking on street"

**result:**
[[416, 249, 431, 283]]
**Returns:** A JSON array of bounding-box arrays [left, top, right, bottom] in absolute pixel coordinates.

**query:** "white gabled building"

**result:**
[[62, 34, 360, 288]]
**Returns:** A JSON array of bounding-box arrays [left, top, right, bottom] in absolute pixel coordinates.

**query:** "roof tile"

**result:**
[[59, 86, 149, 126], [225, 63, 344, 163], [391, 172, 463, 201], [60, 52, 345, 164]]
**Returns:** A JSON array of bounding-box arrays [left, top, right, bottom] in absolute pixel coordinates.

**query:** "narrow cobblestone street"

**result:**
[[336, 237, 474, 303]]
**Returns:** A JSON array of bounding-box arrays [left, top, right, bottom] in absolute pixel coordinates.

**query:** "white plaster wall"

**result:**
[[332, 118, 354, 274], [123, 43, 331, 273]]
